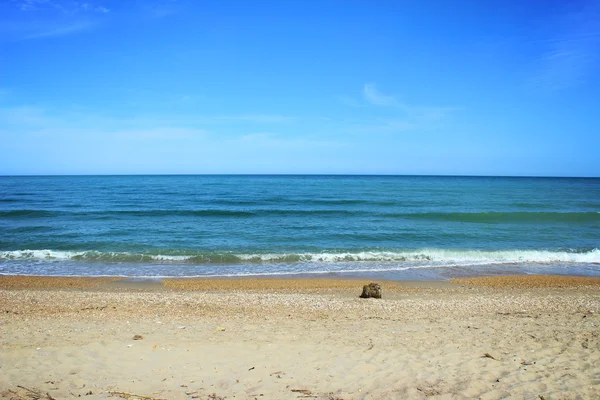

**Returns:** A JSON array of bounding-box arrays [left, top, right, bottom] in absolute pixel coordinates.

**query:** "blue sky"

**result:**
[[1, 0, 599, 176]]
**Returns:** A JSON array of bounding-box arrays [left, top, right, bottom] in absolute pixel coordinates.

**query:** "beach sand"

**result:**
[[1, 275, 599, 399]]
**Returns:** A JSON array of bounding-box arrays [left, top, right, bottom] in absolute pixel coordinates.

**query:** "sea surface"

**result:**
[[1, 175, 599, 280]]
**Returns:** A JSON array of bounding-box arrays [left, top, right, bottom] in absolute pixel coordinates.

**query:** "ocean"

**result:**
[[0, 175, 598, 279]]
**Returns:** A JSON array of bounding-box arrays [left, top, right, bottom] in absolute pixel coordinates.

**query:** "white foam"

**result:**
[[236, 249, 600, 264], [0, 249, 75, 260], [1, 248, 599, 264]]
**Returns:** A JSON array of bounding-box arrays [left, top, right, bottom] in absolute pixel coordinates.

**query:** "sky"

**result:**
[[1, 0, 599, 176]]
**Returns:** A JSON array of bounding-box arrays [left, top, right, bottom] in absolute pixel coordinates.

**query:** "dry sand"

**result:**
[[1, 275, 599, 399]]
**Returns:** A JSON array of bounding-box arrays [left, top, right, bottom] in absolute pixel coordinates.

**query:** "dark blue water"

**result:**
[[1, 175, 599, 279]]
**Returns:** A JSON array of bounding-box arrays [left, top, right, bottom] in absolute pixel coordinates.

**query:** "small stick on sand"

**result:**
[[108, 391, 161, 399], [11, 386, 56, 400], [483, 353, 498, 360], [17, 385, 42, 395], [291, 389, 312, 394], [366, 338, 374, 351], [8, 390, 27, 400], [417, 387, 441, 396]]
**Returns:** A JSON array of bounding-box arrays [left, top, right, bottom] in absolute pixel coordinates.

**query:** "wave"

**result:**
[[2, 209, 598, 223], [0, 209, 256, 219], [1, 248, 599, 265], [0, 210, 61, 218], [0, 209, 357, 219], [0, 198, 25, 203], [397, 211, 600, 224]]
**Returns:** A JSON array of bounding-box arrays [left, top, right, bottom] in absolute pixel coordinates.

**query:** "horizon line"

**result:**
[[1, 173, 599, 179]]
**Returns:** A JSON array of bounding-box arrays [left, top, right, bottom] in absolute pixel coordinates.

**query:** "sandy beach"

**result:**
[[1, 275, 599, 400]]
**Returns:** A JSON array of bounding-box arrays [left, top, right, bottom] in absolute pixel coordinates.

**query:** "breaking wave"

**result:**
[[1, 248, 599, 265]]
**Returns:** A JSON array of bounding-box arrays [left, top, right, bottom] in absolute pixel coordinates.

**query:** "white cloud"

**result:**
[[141, 0, 181, 18], [239, 133, 275, 142], [0, 106, 210, 145], [106, 127, 208, 141], [235, 132, 343, 149], [119, 114, 293, 126], [15, 0, 51, 11], [532, 1, 600, 91], [0, 105, 293, 142], [222, 114, 293, 123], [363, 83, 403, 107], [15, 0, 110, 13], [339, 83, 461, 133], [4, 1, 110, 40], [24, 20, 94, 39]]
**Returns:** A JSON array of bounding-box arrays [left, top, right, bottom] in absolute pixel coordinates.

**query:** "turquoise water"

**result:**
[[0, 175, 599, 279]]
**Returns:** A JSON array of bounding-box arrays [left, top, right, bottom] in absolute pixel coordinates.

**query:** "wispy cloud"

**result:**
[[121, 114, 294, 126], [236, 132, 343, 150], [0, 105, 210, 143], [363, 83, 403, 107], [106, 127, 209, 141], [24, 20, 95, 39], [15, 0, 110, 14], [339, 83, 461, 133], [0, 105, 293, 139], [4, 1, 183, 41], [362, 83, 459, 116], [3, 1, 109, 40], [141, 0, 182, 18], [0, 104, 343, 175], [532, 1, 600, 92], [221, 114, 293, 123]]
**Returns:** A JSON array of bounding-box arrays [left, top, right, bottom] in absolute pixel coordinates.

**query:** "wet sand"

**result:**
[[1, 275, 599, 399]]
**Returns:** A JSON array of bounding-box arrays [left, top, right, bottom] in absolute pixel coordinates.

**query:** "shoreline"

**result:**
[[1, 273, 600, 290]]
